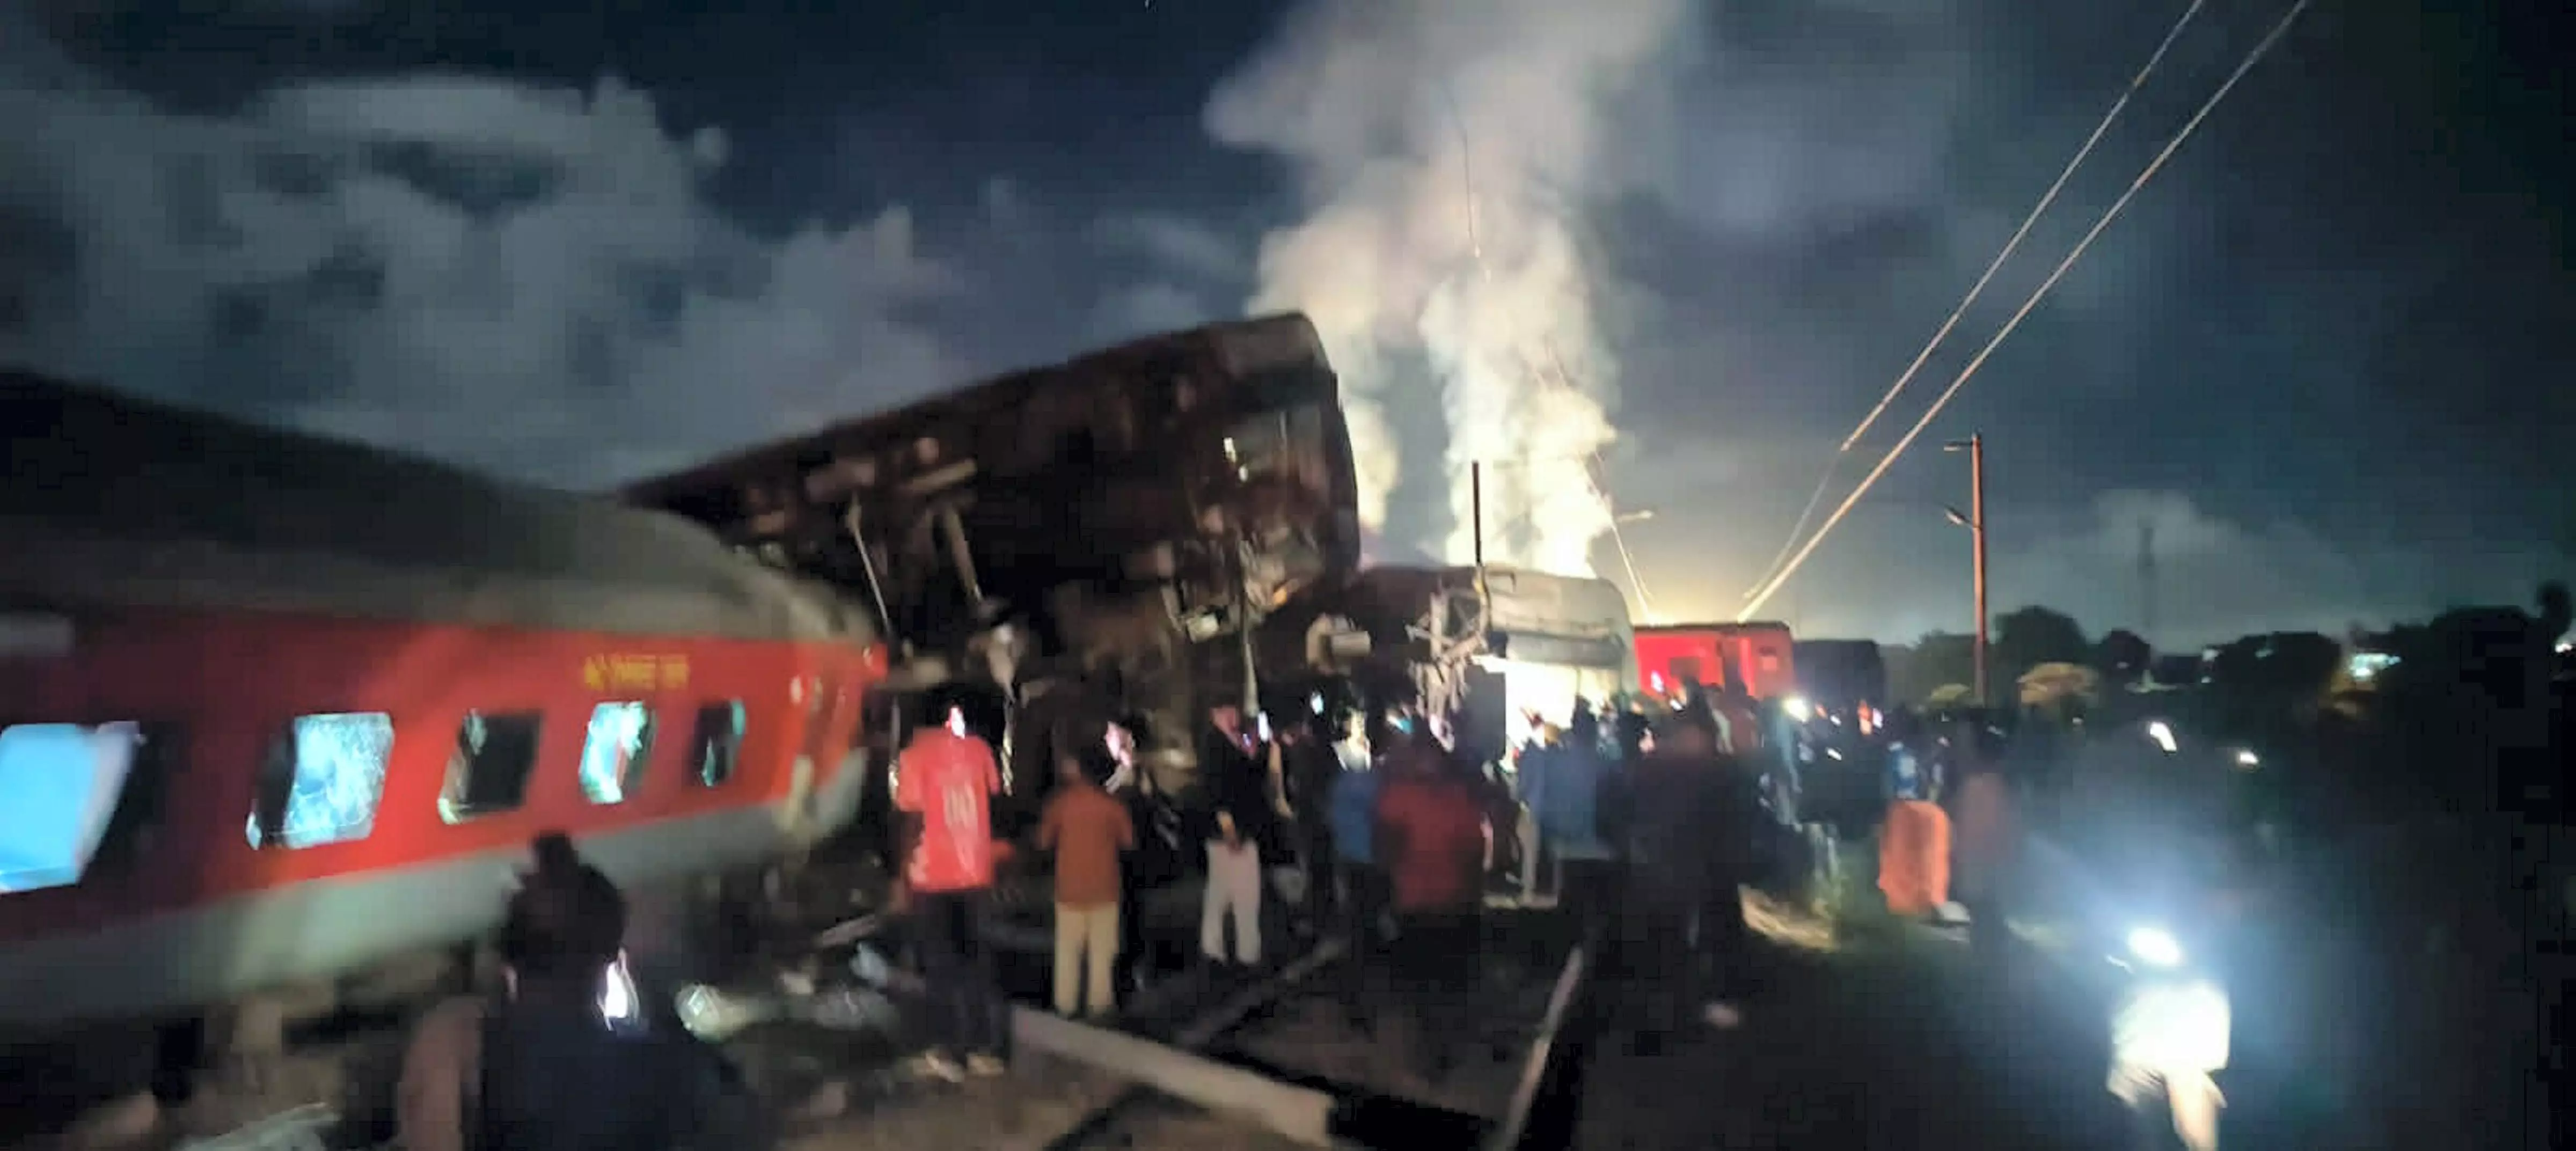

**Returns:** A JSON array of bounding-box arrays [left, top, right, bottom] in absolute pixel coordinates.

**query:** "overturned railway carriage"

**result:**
[[1262, 566, 1636, 765], [625, 313, 1361, 791], [0, 373, 883, 1032]]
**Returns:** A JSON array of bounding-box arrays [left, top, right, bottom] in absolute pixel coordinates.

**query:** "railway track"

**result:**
[[788, 908, 1596, 1151], [17, 892, 1593, 1151]]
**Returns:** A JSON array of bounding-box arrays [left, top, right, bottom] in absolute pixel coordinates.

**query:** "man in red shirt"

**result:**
[[894, 703, 1006, 1081], [1373, 724, 1491, 1079]]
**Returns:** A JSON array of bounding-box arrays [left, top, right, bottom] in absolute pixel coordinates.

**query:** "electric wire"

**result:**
[[1736, 0, 2317, 622], [1444, 69, 1657, 621], [1592, 451, 1662, 622], [1540, 340, 1662, 621], [1740, 0, 2213, 602]]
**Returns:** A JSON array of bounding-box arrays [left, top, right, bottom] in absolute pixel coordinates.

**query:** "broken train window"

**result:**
[[581, 702, 656, 805], [691, 701, 747, 788], [440, 710, 543, 823], [249, 712, 393, 849]]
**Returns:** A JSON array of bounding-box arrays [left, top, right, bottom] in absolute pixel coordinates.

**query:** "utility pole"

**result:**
[[1470, 461, 1488, 602], [1972, 434, 1988, 704], [2139, 520, 2157, 640], [1944, 434, 1989, 703]]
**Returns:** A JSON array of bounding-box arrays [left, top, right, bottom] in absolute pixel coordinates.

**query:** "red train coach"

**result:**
[[0, 372, 883, 1034], [1634, 621, 1797, 702]]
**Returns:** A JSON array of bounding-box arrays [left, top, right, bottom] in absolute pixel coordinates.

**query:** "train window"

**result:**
[[1221, 403, 1318, 485], [439, 711, 543, 823], [690, 701, 745, 788], [580, 703, 655, 805], [89, 722, 178, 877], [0, 721, 173, 894], [248, 712, 393, 850]]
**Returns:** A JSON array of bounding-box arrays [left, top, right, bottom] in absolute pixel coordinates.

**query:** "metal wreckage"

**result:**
[[628, 312, 1636, 802]]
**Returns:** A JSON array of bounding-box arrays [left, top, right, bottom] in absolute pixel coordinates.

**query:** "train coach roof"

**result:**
[[1634, 621, 1792, 634], [624, 311, 1328, 503], [0, 371, 871, 644]]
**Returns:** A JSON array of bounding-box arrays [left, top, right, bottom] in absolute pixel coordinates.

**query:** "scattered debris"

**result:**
[[174, 1106, 334, 1151], [1742, 888, 1839, 953], [812, 913, 890, 950]]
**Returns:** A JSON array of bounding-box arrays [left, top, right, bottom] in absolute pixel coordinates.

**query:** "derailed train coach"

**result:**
[[624, 313, 1363, 814], [1261, 564, 1637, 768], [0, 373, 884, 1040]]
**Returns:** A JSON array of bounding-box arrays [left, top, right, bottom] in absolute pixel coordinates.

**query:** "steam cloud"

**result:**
[[1208, 0, 1693, 577]]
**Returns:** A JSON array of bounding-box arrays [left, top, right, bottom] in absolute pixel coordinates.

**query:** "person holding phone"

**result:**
[[398, 833, 769, 1151], [1197, 701, 1272, 972]]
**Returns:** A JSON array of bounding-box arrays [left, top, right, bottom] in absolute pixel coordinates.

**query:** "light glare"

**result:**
[[2146, 721, 2178, 753], [2127, 926, 2185, 968]]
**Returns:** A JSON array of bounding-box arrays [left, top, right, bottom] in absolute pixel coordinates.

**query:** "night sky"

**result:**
[[3, 0, 2568, 646]]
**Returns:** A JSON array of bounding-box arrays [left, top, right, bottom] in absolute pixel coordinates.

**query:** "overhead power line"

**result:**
[[1441, 70, 1659, 620], [1835, 0, 2214, 457], [1536, 342, 1662, 622], [1743, 0, 2213, 602], [1736, 0, 2319, 623]]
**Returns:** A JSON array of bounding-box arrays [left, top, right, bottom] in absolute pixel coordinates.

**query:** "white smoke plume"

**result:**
[[1208, 0, 1692, 577]]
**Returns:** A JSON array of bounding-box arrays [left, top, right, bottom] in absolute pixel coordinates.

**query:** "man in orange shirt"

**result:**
[[894, 703, 1006, 1081], [1039, 747, 1136, 1018]]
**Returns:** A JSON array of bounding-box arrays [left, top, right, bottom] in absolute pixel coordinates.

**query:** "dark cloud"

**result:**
[[1569, 0, 2573, 641], [0, 28, 964, 485], [1090, 213, 1249, 285], [1085, 282, 1218, 346], [2, 0, 2564, 644]]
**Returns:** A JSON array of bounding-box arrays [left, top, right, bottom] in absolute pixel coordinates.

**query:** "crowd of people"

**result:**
[[374, 581, 2567, 1151], [380, 680, 1926, 1148], [859, 681, 1821, 1082], [1161, 687, 1816, 1064]]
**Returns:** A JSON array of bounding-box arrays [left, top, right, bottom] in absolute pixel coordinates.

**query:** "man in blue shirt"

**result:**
[[1328, 731, 1386, 929], [1326, 710, 1395, 1031], [1525, 708, 1620, 933]]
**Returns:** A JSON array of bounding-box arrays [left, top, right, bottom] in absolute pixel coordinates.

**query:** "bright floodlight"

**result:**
[[2127, 926, 2186, 969], [2234, 749, 2261, 768], [1784, 695, 1813, 723], [2146, 721, 2178, 753]]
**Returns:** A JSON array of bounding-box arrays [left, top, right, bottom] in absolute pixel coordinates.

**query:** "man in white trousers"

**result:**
[[1196, 702, 1271, 972], [1202, 810, 1264, 970]]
